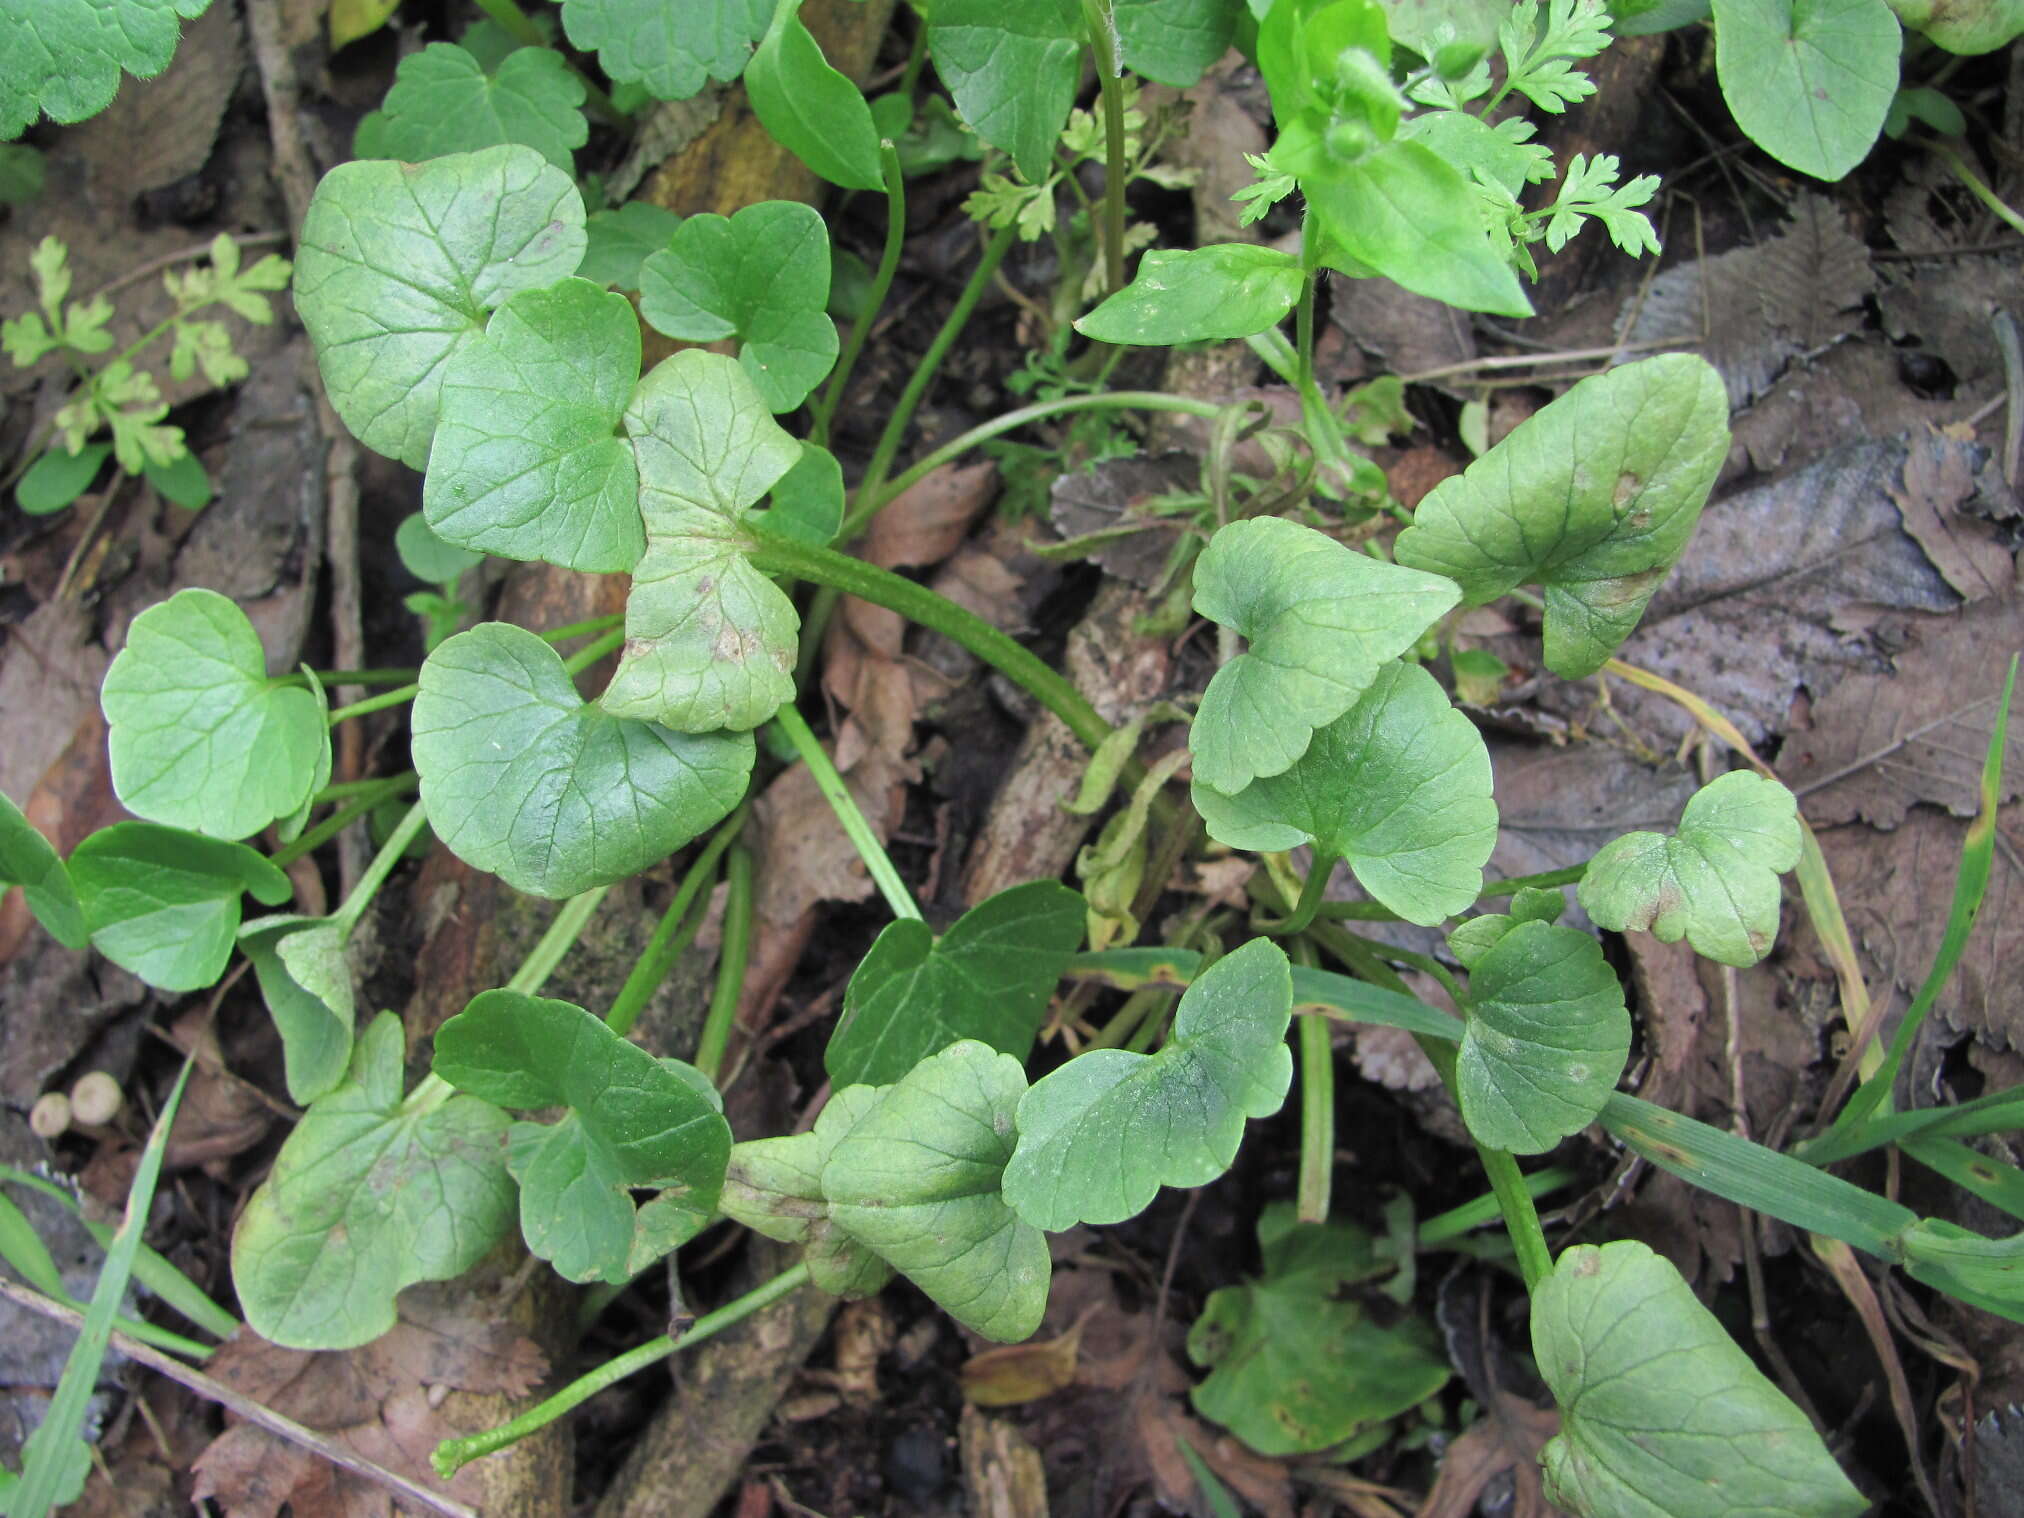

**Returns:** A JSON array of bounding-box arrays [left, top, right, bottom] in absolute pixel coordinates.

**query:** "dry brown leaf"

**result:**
[[962, 1317, 1084, 1406], [1416, 1394, 1563, 1518], [960, 1406, 1051, 1518], [1890, 428, 2012, 603], [827, 1299, 894, 1404], [190, 1424, 320, 1518], [1134, 1400, 1295, 1518], [865, 461, 998, 569], [1048, 453, 1197, 589], [750, 746, 904, 927]]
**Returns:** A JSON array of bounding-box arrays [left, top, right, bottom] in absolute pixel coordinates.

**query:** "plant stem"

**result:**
[[328, 800, 429, 941], [771, 704, 921, 921], [326, 625, 624, 726], [305, 668, 418, 687], [560, 627, 626, 678], [312, 774, 417, 802], [604, 809, 748, 1037], [1921, 138, 2024, 239], [431, 1262, 815, 1478], [1274, 850, 1338, 935], [1418, 1166, 1578, 1246], [327, 684, 416, 727], [270, 774, 417, 869], [812, 142, 906, 447], [507, 886, 611, 996], [1296, 1010, 1335, 1224], [1078, 0, 1128, 296], [1477, 864, 1585, 898], [1416, 1035, 1553, 1290], [694, 845, 754, 1083]]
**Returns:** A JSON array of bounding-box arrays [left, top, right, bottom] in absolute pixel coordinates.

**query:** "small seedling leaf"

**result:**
[[294, 146, 586, 469], [70, 823, 290, 992], [353, 42, 588, 169], [721, 1085, 895, 1297], [556, 0, 771, 101], [1114, 0, 1243, 85], [424, 277, 644, 573], [0, 0, 214, 138], [1189, 518, 1461, 794], [232, 1013, 515, 1350], [238, 916, 355, 1106], [1077, 245, 1305, 345], [413, 622, 754, 897], [141, 449, 212, 510], [1534, 1241, 1867, 1517], [1455, 920, 1629, 1153], [102, 588, 329, 841], [395, 511, 484, 584], [1578, 771, 1802, 967], [1003, 937, 1294, 1231], [15, 442, 109, 515], [0, 791, 86, 949], [827, 880, 1086, 1088], [928, 0, 1083, 182], [1711, 0, 1899, 181], [579, 203, 684, 291], [1193, 662, 1498, 926], [747, 1, 884, 191], [1394, 354, 1729, 678]]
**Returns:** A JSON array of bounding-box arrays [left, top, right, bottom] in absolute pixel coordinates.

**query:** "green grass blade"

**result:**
[[0, 1192, 214, 1360], [1901, 1134, 2024, 1227], [1798, 1085, 2024, 1167]]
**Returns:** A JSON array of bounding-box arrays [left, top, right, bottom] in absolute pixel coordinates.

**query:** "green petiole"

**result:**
[[770, 704, 920, 922]]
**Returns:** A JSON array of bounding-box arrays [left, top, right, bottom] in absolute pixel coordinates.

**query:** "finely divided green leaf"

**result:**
[[70, 823, 290, 992], [412, 622, 754, 897], [746, 0, 884, 191], [0, 791, 87, 949], [1002, 937, 1293, 1230], [0, 0, 214, 139], [294, 146, 587, 470], [720, 1085, 894, 1297], [557, 0, 772, 101], [1533, 1241, 1867, 1517], [1076, 245, 1304, 345], [1114, 0, 1243, 85], [928, 0, 1083, 182], [239, 916, 355, 1106], [1394, 354, 1729, 678], [352, 42, 588, 169], [1193, 662, 1498, 926], [1712, 0, 1899, 181]]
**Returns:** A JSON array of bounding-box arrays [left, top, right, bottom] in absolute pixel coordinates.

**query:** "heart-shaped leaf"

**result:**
[[1077, 245, 1305, 345], [70, 823, 291, 992], [1578, 771, 1802, 967], [1002, 937, 1294, 1231], [101, 588, 329, 842], [720, 1085, 894, 1297], [239, 916, 355, 1105], [295, 146, 586, 469], [423, 277, 644, 573], [1454, 920, 1629, 1154], [745, 0, 884, 191], [0, 790, 87, 949], [1394, 354, 1729, 678], [1114, 0, 1242, 85], [352, 42, 588, 169], [556, 0, 771, 102], [579, 202, 684, 291], [412, 622, 754, 898], [928, 0, 1082, 182], [433, 991, 731, 1284], [1192, 661, 1498, 926], [1712, 0, 1899, 182], [599, 350, 804, 731], [826, 881, 1086, 1088], [232, 1013, 514, 1350], [639, 202, 838, 412], [1189, 518, 1461, 794], [1533, 1241, 1867, 1517]]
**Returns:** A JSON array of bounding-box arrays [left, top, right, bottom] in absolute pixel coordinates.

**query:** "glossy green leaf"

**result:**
[[70, 823, 290, 992], [294, 146, 587, 469], [1193, 662, 1498, 926], [600, 350, 803, 731], [0, 791, 86, 949], [825, 1041, 1050, 1342], [1, 0, 214, 138], [238, 916, 354, 1106], [232, 1013, 514, 1351], [423, 278, 643, 574], [639, 201, 839, 412], [1394, 354, 1729, 678], [1455, 920, 1629, 1153], [827, 881, 1086, 1088], [1003, 937, 1294, 1230], [1188, 518, 1461, 794], [928, 0, 1083, 182], [1579, 771, 1802, 967], [395, 512, 484, 584], [753, 441, 844, 546], [413, 622, 753, 897], [1712, 0, 1899, 181], [352, 42, 588, 169], [556, 0, 771, 101], [101, 588, 328, 841], [1076, 245, 1304, 345], [1115, 0, 1244, 84], [1534, 1241, 1867, 1517], [578, 203, 684, 291], [433, 991, 731, 1284], [1188, 1202, 1449, 1455], [746, 0, 884, 191], [1258, 0, 1393, 125], [721, 1085, 895, 1297], [15, 442, 109, 515]]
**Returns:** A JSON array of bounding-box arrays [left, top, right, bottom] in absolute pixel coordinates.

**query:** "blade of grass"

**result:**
[[1900, 1134, 2024, 1227], [0, 1193, 216, 1359]]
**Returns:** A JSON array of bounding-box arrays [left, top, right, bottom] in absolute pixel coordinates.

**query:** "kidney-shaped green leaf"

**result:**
[[0, 790, 87, 949], [1189, 517, 1461, 794], [1395, 354, 1729, 678], [352, 42, 588, 169], [1193, 661, 1498, 926], [239, 915, 355, 1106], [1455, 920, 1629, 1153], [70, 823, 291, 992], [413, 622, 754, 898], [1712, 0, 1899, 182], [1534, 1241, 1867, 1517], [557, 0, 771, 101], [746, 0, 884, 192], [1003, 937, 1293, 1231], [232, 1012, 514, 1350], [1077, 245, 1305, 346], [1578, 770, 1802, 967], [424, 277, 644, 573], [720, 1085, 894, 1298], [295, 146, 586, 469]]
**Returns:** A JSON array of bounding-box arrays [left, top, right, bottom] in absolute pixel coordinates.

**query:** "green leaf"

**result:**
[[557, 0, 771, 101], [1885, 0, 2024, 51], [101, 588, 329, 841], [1533, 1241, 1867, 1517], [423, 278, 644, 574], [294, 146, 587, 470], [232, 1013, 515, 1350], [824, 1041, 1051, 1342], [928, 0, 1083, 182], [1711, 0, 1900, 181], [1188, 1202, 1449, 1455], [1454, 920, 1629, 1153], [1193, 662, 1498, 925], [579, 203, 684, 291], [752, 441, 844, 546], [0, 791, 86, 949], [141, 449, 212, 510], [69, 822, 290, 992], [433, 991, 731, 1284], [238, 916, 355, 1106], [1539, 151, 1661, 257], [638, 201, 839, 413], [1188, 517, 1461, 794], [721, 1085, 895, 1297], [0, 0, 214, 138], [352, 42, 588, 169], [1394, 354, 1729, 678], [1114, 0, 1243, 85], [1499, 0, 1613, 113], [1258, 0, 1393, 126], [827, 881, 1086, 1088], [0, 143, 45, 204], [1577, 771, 1802, 967], [395, 511, 485, 584], [1076, 245, 1304, 345], [412, 622, 754, 897], [1002, 937, 1294, 1230], [1400, 109, 1552, 197], [15, 442, 109, 515], [600, 350, 804, 731], [746, 0, 884, 191]]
